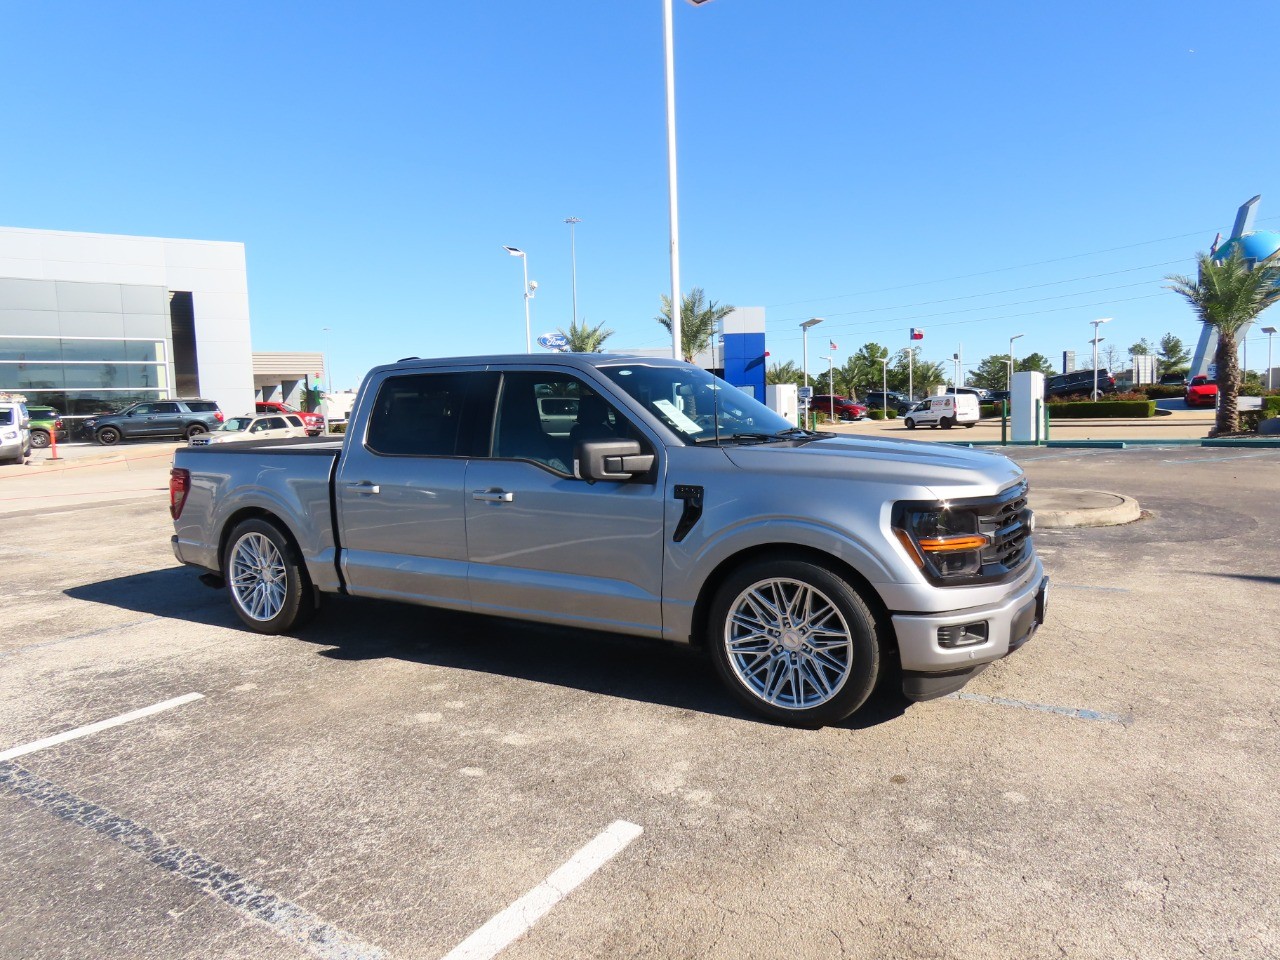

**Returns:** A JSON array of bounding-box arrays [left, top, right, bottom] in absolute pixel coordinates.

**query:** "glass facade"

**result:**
[[0, 336, 170, 427]]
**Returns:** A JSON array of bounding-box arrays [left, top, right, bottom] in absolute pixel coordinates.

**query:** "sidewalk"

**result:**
[[823, 409, 1217, 443], [0, 442, 180, 515]]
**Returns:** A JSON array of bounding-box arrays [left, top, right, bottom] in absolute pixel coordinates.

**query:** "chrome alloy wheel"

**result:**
[[230, 532, 288, 622], [723, 577, 854, 710]]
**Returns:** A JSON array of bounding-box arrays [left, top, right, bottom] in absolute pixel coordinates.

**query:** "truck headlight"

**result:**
[[893, 502, 989, 580]]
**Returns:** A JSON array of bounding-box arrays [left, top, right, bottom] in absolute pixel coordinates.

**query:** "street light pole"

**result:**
[[1008, 333, 1025, 392], [1091, 318, 1112, 399], [800, 318, 824, 429], [1263, 326, 1277, 390], [502, 246, 534, 353], [878, 357, 889, 418], [564, 217, 581, 329]]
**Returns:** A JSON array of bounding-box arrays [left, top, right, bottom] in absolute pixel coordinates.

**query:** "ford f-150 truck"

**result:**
[[170, 354, 1047, 727]]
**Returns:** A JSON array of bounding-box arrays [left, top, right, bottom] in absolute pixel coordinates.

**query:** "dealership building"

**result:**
[[0, 225, 321, 435]]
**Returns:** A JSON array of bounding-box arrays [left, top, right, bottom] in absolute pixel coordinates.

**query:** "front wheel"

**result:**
[[707, 558, 882, 728], [97, 426, 122, 445], [904, 418, 916, 430], [224, 518, 315, 634]]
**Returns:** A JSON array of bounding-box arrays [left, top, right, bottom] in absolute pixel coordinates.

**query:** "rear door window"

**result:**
[[366, 371, 497, 457]]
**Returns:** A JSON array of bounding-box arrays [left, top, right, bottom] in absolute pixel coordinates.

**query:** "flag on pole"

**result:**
[[910, 328, 924, 340], [829, 340, 838, 351]]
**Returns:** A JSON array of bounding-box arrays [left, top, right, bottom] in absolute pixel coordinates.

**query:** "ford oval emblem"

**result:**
[[537, 333, 570, 351]]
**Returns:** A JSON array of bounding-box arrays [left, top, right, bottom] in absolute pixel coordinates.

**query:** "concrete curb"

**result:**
[[1031, 489, 1141, 529]]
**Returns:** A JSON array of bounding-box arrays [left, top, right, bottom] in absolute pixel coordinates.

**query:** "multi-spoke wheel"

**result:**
[[224, 518, 314, 633], [708, 558, 882, 727]]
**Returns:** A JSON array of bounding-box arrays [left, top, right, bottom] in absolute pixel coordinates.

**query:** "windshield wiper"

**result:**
[[692, 432, 783, 445], [773, 427, 826, 443]]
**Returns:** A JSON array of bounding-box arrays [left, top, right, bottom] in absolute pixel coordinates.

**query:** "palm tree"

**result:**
[[1166, 248, 1280, 435], [766, 361, 804, 386], [557, 317, 615, 353], [656, 288, 734, 363]]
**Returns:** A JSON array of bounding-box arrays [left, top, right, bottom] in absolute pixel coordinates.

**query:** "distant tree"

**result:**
[[849, 343, 890, 395], [766, 361, 804, 386], [1019, 353, 1056, 377], [656, 288, 734, 363], [889, 348, 945, 396], [557, 317, 614, 353], [1129, 338, 1155, 356], [969, 355, 1014, 391], [1167, 248, 1280, 434], [1100, 344, 1121, 372], [1158, 333, 1190, 375]]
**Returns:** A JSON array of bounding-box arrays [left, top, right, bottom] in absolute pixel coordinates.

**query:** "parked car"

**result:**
[[0, 398, 31, 464], [903, 394, 980, 430], [986, 390, 1011, 406], [1045, 369, 1116, 399], [191, 413, 308, 445], [256, 401, 324, 436], [84, 399, 225, 445], [809, 395, 867, 421], [862, 391, 913, 415], [1185, 375, 1218, 409], [171, 353, 1047, 728], [1159, 372, 1187, 388], [945, 385, 991, 402], [26, 405, 67, 449]]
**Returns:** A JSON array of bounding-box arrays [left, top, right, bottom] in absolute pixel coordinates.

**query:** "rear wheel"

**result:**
[[31, 430, 50, 449], [97, 426, 121, 445], [224, 518, 315, 634], [964, 422, 976, 428], [940, 416, 954, 430], [904, 418, 916, 430], [185, 423, 208, 439], [707, 558, 882, 727]]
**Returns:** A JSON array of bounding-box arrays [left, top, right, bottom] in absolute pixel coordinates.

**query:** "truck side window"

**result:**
[[366, 372, 495, 458], [494, 372, 636, 475]]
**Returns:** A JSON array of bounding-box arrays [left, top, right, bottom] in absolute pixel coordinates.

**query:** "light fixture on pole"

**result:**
[[1090, 318, 1112, 398], [800, 317, 824, 428], [1008, 333, 1025, 392], [502, 245, 535, 353], [564, 217, 581, 329], [1263, 326, 1277, 390], [878, 356, 889, 418], [662, 0, 715, 361]]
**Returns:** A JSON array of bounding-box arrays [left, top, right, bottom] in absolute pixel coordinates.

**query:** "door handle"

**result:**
[[472, 489, 514, 503], [346, 481, 380, 495]]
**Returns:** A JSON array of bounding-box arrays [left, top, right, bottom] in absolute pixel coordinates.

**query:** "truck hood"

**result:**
[[720, 434, 1024, 496]]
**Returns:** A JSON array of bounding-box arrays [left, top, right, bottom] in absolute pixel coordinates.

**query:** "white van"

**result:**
[[903, 393, 979, 430]]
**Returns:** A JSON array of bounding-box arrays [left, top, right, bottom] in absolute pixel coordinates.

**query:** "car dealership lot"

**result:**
[[1, 448, 1278, 960]]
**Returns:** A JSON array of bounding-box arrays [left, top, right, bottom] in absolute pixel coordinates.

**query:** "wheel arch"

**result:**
[[688, 544, 895, 653], [217, 507, 309, 586]]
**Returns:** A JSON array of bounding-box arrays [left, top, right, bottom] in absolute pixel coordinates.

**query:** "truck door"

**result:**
[[336, 370, 496, 611], [464, 369, 666, 637]]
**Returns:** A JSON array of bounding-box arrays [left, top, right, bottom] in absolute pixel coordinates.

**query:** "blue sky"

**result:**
[[5, 1, 1280, 389]]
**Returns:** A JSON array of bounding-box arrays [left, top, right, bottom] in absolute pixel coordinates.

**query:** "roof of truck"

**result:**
[[376, 353, 691, 375]]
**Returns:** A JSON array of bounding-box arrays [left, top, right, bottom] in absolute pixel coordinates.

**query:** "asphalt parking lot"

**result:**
[[2, 447, 1278, 959]]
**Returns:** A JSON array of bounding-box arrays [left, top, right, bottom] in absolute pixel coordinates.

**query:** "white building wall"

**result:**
[[0, 226, 255, 417]]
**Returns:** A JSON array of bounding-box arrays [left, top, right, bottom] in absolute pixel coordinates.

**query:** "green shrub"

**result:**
[[1239, 410, 1265, 432], [979, 404, 1000, 419], [1142, 385, 1185, 399], [328, 421, 347, 434], [885, 409, 897, 419], [1047, 400, 1157, 419], [1263, 396, 1280, 416], [868, 409, 886, 421]]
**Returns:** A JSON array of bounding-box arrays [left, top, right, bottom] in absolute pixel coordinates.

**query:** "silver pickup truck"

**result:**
[[170, 354, 1047, 727]]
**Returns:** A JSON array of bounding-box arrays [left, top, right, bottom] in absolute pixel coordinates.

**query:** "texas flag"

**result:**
[[909, 328, 924, 340], [829, 340, 838, 351]]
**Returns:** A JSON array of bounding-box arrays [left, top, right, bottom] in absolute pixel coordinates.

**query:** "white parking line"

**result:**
[[440, 820, 644, 960], [0, 692, 204, 762]]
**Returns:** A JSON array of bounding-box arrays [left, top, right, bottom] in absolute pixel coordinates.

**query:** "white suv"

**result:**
[[0, 400, 32, 464]]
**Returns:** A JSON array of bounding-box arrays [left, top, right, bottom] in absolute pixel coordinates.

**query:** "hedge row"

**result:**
[[1264, 396, 1280, 416], [1048, 400, 1157, 419]]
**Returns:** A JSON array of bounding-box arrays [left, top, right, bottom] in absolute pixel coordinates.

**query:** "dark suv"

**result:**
[[862, 391, 913, 416], [1045, 369, 1116, 399], [85, 400, 225, 445]]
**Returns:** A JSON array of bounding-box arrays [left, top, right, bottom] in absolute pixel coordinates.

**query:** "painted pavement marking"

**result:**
[[440, 819, 644, 960], [0, 692, 204, 762], [945, 691, 1129, 725]]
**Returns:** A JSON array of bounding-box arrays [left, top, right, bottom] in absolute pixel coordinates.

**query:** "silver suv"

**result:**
[[0, 399, 31, 464]]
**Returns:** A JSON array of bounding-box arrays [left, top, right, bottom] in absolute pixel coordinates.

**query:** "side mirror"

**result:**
[[576, 439, 654, 482]]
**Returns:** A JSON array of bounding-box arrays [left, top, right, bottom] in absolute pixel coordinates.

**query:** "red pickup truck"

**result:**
[[255, 401, 324, 435]]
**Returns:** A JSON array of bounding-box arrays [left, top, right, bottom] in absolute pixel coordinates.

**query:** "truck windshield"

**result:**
[[598, 363, 799, 444]]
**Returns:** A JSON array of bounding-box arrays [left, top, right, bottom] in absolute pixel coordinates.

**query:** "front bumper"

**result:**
[[892, 557, 1047, 675]]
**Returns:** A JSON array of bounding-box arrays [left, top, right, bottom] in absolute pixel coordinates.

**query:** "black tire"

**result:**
[[940, 416, 954, 430], [223, 518, 316, 634], [706, 557, 882, 728], [185, 423, 208, 439], [964, 422, 976, 429], [904, 418, 916, 430], [30, 430, 50, 449], [97, 426, 122, 445]]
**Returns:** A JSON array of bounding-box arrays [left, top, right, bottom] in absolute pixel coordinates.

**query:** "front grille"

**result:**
[[978, 481, 1032, 576]]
